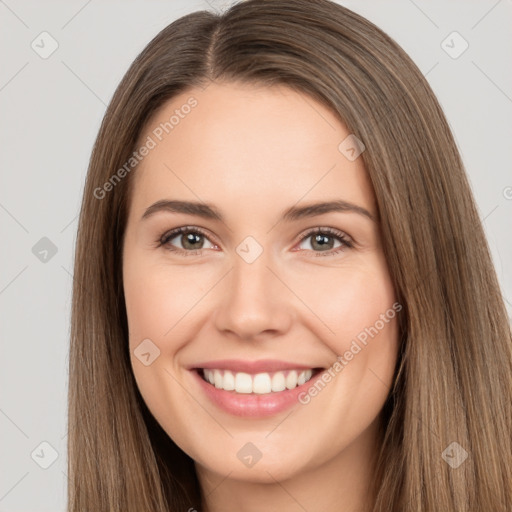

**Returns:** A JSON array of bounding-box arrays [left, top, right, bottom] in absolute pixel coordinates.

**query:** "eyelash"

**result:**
[[156, 225, 354, 257]]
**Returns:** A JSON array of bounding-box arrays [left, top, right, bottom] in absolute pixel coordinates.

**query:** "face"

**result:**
[[122, 82, 400, 484]]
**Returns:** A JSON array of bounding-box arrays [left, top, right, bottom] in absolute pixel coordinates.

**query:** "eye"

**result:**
[[157, 225, 353, 257], [157, 226, 218, 255], [295, 227, 353, 256]]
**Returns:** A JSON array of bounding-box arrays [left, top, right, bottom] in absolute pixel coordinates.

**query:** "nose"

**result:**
[[213, 251, 294, 341]]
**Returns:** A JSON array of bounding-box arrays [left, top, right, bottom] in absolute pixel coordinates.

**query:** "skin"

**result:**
[[122, 81, 400, 512]]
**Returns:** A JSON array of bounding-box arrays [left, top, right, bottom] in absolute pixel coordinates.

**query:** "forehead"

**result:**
[[130, 82, 374, 221]]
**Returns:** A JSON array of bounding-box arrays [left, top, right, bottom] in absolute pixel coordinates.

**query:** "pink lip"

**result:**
[[189, 367, 325, 418], [189, 359, 319, 374]]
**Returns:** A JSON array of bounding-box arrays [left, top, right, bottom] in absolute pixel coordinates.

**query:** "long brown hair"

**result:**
[[68, 1, 512, 510]]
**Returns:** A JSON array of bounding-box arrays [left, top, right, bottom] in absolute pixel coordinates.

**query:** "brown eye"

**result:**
[[159, 226, 216, 254], [296, 227, 353, 256], [170, 231, 205, 250]]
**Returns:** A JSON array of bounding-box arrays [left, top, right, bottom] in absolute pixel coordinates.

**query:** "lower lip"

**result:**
[[191, 369, 325, 417]]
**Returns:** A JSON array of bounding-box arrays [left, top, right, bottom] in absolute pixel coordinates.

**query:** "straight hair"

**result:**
[[68, 1, 512, 510]]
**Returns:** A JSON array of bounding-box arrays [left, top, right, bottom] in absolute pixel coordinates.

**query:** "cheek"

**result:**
[[123, 254, 218, 407], [124, 274, 171, 341], [123, 257, 193, 429], [286, 254, 397, 348], [286, 253, 400, 408], [123, 254, 210, 344]]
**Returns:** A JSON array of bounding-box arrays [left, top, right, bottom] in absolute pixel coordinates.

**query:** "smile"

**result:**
[[199, 368, 321, 394], [190, 363, 327, 417]]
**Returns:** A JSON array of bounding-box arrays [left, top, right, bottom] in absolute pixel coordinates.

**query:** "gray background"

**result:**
[[1, 0, 511, 510]]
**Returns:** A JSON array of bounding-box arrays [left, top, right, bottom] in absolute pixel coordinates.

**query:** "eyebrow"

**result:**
[[141, 199, 375, 223]]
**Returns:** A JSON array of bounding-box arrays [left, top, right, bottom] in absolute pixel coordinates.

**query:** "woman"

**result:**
[[68, 0, 512, 510]]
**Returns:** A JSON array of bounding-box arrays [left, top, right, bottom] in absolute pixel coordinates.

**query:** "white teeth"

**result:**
[[271, 372, 286, 392], [235, 372, 253, 394], [253, 373, 272, 394], [286, 370, 298, 389], [202, 368, 314, 394], [223, 370, 235, 391], [214, 369, 223, 389]]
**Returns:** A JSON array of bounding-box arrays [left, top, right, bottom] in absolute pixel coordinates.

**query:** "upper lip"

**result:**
[[189, 359, 323, 374]]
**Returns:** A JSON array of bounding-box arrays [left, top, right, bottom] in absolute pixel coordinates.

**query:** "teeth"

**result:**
[[235, 372, 253, 393], [271, 372, 286, 392], [253, 373, 271, 394], [223, 370, 235, 391], [214, 370, 223, 389], [202, 368, 314, 394], [286, 370, 298, 390]]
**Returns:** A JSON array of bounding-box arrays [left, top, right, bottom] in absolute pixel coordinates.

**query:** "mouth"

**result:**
[[189, 361, 329, 417], [194, 367, 324, 395]]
